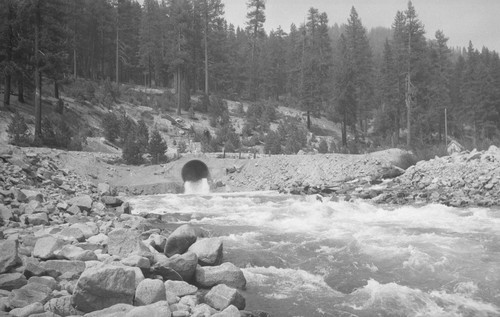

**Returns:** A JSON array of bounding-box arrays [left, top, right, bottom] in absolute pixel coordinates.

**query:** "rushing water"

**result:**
[[128, 192, 500, 317], [184, 179, 210, 195]]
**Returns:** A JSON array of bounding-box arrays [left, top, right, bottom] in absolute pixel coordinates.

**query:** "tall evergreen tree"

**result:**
[[245, 0, 266, 100]]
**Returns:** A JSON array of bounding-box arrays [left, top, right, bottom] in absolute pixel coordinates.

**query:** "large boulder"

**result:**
[[82, 303, 134, 317], [164, 280, 197, 297], [164, 224, 206, 257], [195, 262, 246, 289], [0, 273, 27, 291], [188, 237, 223, 266], [107, 229, 151, 260], [155, 251, 197, 282], [57, 227, 86, 242], [211, 305, 241, 317], [54, 245, 98, 261], [204, 284, 245, 311], [126, 302, 171, 317], [72, 265, 136, 313], [39, 260, 86, 279], [0, 240, 20, 273], [33, 236, 66, 260], [70, 222, 99, 239], [44, 295, 81, 316], [8, 283, 53, 308], [68, 195, 93, 212], [9, 302, 45, 317], [133, 279, 166, 306]]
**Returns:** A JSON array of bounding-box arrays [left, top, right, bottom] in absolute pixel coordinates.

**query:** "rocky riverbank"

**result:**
[[0, 147, 266, 317], [370, 146, 500, 207]]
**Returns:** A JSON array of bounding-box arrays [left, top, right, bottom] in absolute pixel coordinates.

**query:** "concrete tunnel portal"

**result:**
[[181, 160, 210, 183]]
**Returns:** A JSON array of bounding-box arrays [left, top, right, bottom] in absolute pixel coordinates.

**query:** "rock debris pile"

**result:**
[[0, 146, 265, 317], [371, 146, 500, 206]]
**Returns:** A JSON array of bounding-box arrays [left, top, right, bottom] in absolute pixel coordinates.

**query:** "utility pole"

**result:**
[[115, 1, 119, 84]]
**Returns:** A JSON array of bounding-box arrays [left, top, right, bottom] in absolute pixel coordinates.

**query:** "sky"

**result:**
[[223, 0, 500, 52]]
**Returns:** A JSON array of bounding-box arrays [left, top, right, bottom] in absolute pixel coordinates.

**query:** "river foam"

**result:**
[[127, 192, 500, 316]]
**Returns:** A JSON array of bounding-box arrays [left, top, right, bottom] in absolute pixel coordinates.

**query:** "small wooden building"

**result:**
[[447, 139, 464, 155]]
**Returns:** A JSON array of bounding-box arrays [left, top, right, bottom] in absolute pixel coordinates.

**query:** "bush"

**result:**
[[102, 112, 121, 142], [318, 139, 329, 154], [7, 111, 31, 146], [278, 117, 307, 154], [136, 119, 149, 154], [264, 131, 282, 154], [122, 137, 143, 165], [177, 140, 187, 153], [148, 129, 168, 164], [41, 116, 72, 149]]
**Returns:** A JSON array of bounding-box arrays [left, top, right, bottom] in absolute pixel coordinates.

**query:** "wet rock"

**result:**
[[0, 240, 20, 274], [156, 251, 197, 282], [188, 238, 223, 266], [9, 302, 45, 317], [72, 265, 136, 313], [195, 262, 246, 289], [164, 280, 197, 297], [0, 273, 27, 291], [164, 224, 206, 257], [133, 278, 165, 306], [8, 283, 52, 308], [205, 284, 245, 311], [33, 236, 66, 260], [107, 228, 151, 260], [44, 295, 80, 316], [68, 195, 93, 212]]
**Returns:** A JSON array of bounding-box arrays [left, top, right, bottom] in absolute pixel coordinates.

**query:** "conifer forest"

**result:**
[[1, 0, 500, 152]]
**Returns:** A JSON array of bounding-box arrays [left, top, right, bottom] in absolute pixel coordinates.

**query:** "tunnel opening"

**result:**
[[181, 160, 210, 183]]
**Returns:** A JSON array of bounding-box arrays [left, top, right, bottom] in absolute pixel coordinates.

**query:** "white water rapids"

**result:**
[[127, 192, 500, 317]]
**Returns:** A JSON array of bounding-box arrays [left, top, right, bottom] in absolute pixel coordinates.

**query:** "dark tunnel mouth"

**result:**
[[181, 160, 210, 183]]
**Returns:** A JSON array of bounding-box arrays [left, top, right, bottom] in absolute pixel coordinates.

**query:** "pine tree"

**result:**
[[149, 129, 168, 164], [245, 0, 266, 100]]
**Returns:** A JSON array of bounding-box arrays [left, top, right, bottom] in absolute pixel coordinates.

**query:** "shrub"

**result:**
[[264, 131, 282, 154], [102, 112, 121, 142], [177, 140, 187, 153], [7, 112, 31, 146], [41, 116, 72, 148], [149, 130, 168, 164], [122, 137, 143, 165], [318, 139, 329, 154], [136, 120, 149, 154], [278, 117, 307, 154]]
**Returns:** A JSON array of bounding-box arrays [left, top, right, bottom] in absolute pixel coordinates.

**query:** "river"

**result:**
[[127, 190, 500, 317]]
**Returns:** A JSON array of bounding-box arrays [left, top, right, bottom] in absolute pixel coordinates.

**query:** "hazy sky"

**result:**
[[223, 0, 500, 52]]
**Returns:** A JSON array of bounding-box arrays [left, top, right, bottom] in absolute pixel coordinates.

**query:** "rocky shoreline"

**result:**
[[0, 147, 265, 317], [1, 144, 499, 316]]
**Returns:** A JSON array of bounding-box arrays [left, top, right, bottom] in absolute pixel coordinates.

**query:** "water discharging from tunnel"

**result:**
[[183, 178, 210, 194], [127, 193, 500, 316]]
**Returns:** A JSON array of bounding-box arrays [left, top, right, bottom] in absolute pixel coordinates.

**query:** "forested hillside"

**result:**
[[1, 0, 499, 155]]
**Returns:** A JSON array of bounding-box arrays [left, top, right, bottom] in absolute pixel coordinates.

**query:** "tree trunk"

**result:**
[[204, 0, 209, 96], [54, 81, 59, 99], [34, 0, 42, 142], [17, 77, 24, 103], [306, 110, 311, 130], [342, 110, 347, 147], [176, 67, 182, 115], [4, 75, 11, 110]]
